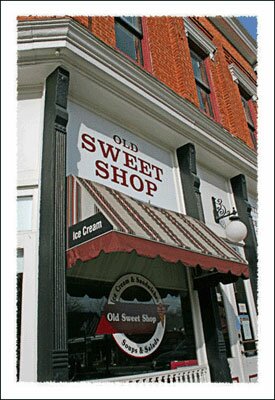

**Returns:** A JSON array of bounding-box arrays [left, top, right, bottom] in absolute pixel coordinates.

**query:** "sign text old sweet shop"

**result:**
[[81, 133, 164, 197]]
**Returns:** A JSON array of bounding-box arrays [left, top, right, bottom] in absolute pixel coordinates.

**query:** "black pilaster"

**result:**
[[230, 174, 258, 308], [176, 143, 232, 383], [197, 287, 232, 381], [37, 67, 70, 382], [176, 143, 205, 221]]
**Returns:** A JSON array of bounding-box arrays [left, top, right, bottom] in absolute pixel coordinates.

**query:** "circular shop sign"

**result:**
[[108, 273, 166, 358]]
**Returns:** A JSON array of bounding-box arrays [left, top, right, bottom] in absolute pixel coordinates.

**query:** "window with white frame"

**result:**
[[17, 196, 33, 231]]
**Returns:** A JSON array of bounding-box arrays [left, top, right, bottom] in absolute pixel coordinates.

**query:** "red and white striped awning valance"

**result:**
[[66, 177, 249, 278]]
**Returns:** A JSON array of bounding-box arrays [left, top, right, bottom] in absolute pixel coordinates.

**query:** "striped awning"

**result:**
[[66, 177, 249, 278]]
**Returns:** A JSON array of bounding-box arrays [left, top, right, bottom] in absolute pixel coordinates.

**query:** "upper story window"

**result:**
[[190, 48, 214, 117], [115, 17, 143, 65], [228, 63, 257, 150], [184, 18, 217, 119], [240, 89, 257, 149]]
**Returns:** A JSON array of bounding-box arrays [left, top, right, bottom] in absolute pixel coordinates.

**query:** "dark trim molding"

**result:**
[[177, 143, 232, 383], [231, 174, 258, 308], [176, 143, 205, 221], [37, 67, 70, 382]]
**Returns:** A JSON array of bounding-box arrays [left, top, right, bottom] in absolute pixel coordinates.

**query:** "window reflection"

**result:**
[[190, 49, 214, 117], [67, 284, 196, 381], [115, 17, 143, 65]]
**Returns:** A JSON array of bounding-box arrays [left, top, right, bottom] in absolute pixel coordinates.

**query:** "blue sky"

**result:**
[[237, 16, 257, 40]]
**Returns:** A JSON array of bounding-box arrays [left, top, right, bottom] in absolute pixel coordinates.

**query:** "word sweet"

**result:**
[[81, 133, 164, 197]]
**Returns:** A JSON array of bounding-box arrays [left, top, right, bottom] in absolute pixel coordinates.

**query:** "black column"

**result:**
[[37, 67, 70, 382], [177, 143, 232, 383], [230, 174, 258, 308]]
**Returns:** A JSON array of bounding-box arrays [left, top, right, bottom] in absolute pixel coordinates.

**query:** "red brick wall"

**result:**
[[18, 15, 257, 149], [91, 16, 116, 47], [193, 17, 257, 148], [146, 17, 199, 106]]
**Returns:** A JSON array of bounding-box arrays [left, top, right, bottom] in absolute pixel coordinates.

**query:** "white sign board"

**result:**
[[67, 102, 179, 211]]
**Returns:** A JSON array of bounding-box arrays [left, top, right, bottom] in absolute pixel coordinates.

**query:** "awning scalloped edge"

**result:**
[[66, 231, 249, 278]]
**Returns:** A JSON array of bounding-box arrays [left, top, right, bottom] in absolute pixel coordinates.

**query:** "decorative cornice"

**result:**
[[228, 63, 257, 101], [225, 17, 257, 52], [17, 84, 44, 100], [183, 18, 217, 60], [17, 18, 257, 183], [209, 17, 257, 67]]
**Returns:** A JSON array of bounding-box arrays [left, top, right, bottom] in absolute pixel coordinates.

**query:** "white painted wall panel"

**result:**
[[67, 102, 179, 212], [17, 97, 43, 185], [196, 164, 233, 237]]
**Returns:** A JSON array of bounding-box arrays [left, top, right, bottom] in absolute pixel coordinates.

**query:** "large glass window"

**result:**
[[115, 17, 143, 65], [190, 48, 214, 117], [234, 280, 257, 357], [66, 256, 196, 381], [215, 286, 231, 358]]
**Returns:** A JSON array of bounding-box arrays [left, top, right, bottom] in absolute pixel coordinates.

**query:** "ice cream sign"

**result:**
[[96, 274, 166, 357]]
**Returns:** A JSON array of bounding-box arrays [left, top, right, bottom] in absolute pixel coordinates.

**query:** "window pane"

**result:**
[[250, 206, 258, 237], [196, 85, 213, 117], [241, 97, 254, 127], [122, 16, 142, 33], [199, 60, 210, 86], [249, 126, 257, 149], [115, 22, 143, 65], [17, 196, 33, 231], [191, 53, 202, 81], [191, 51, 209, 86], [67, 289, 196, 380], [17, 248, 24, 273], [234, 280, 257, 357], [191, 49, 213, 117], [67, 261, 196, 381], [216, 287, 231, 358]]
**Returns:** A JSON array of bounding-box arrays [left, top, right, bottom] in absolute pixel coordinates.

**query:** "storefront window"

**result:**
[[215, 286, 232, 358], [67, 257, 196, 381], [16, 248, 24, 381], [234, 280, 257, 357]]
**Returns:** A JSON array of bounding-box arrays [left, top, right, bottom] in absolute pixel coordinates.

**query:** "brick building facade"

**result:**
[[16, 15, 258, 384], [17, 15, 257, 148]]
